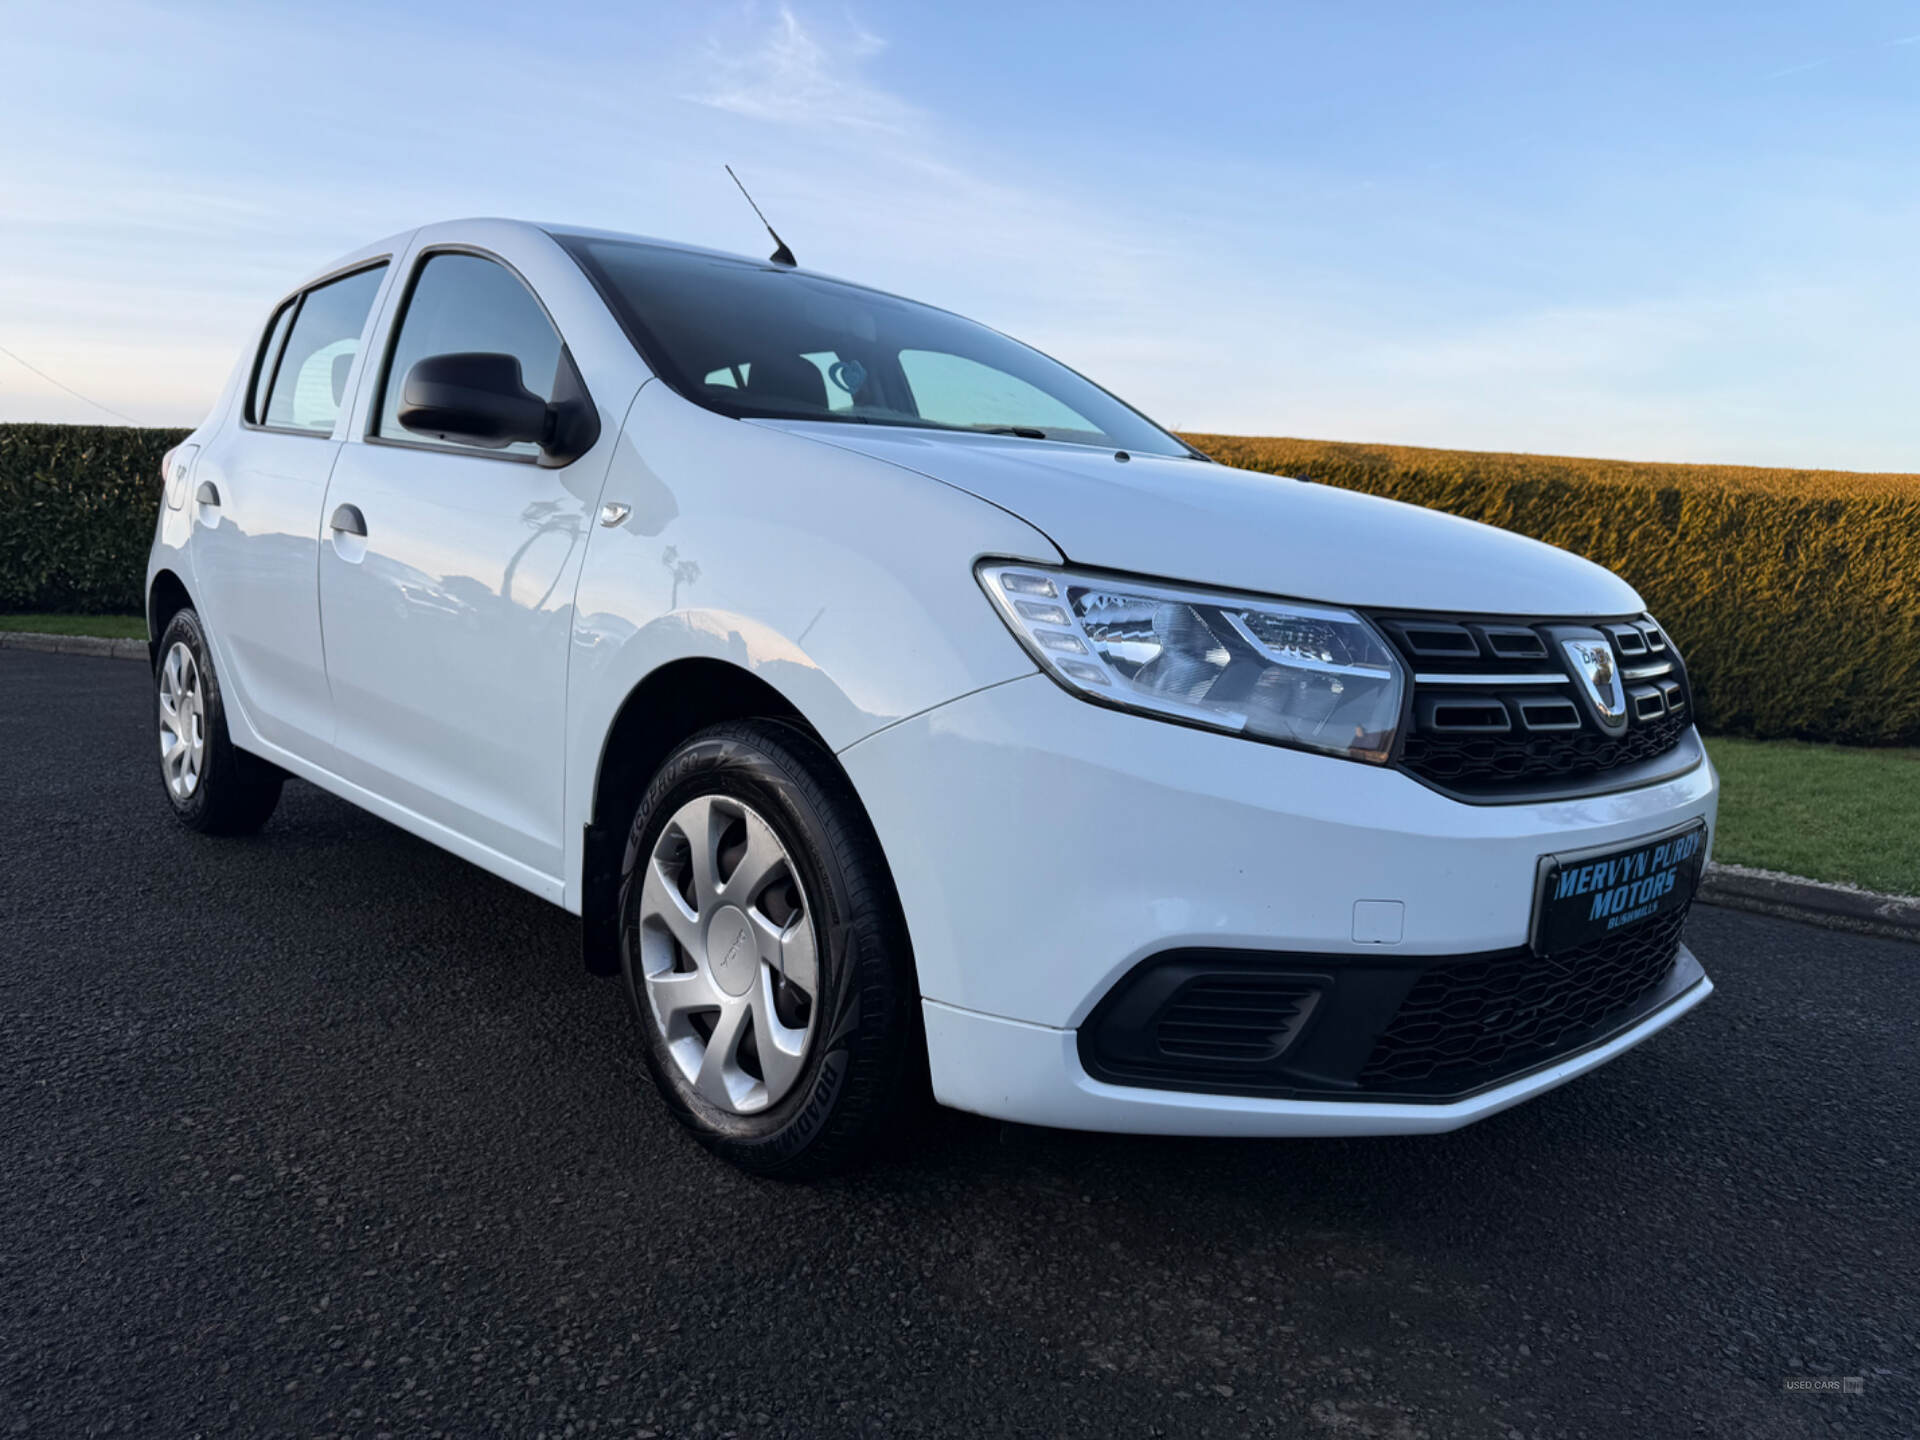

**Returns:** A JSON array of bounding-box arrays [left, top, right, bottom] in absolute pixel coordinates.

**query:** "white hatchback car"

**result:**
[[149, 218, 1716, 1176]]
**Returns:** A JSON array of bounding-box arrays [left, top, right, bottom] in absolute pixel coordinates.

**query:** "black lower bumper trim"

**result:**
[[1078, 907, 1699, 1104]]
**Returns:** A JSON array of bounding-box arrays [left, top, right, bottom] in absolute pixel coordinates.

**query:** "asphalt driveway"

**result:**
[[2, 650, 1913, 1438]]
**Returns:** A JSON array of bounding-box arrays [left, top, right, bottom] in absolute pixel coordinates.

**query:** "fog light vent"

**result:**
[[1156, 977, 1320, 1062], [1080, 954, 1332, 1090]]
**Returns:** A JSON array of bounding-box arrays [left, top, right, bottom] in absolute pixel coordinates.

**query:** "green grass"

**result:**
[[1709, 737, 1920, 897], [0, 613, 146, 639]]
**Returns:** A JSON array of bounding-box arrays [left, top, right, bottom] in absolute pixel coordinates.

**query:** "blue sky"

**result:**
[[4, 0, 1919, 468]]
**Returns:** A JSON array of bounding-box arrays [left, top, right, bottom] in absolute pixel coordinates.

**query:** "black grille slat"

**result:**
[[1380, 611, 1693, 794], [1629, 685, 1667, 721], [1164, 1002, 1299, 1020], [1161, 1011, 1299, 1030], [1517, 698, 1582, 731], [1153, 977, 1315, 1063], [1605, 623, 1650, 657], [1479, 625, 1549, 660], [1420, 696, 1512, 733], [1357, 909, 1686, 1089], [1386, 621, 1480, 659]]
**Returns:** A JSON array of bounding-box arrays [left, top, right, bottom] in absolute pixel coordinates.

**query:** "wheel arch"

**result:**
[[147, 569, 195, 669], [578, 656, 907, 982]]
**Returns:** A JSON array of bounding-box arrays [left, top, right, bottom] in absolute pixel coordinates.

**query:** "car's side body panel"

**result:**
[[316, 435, 609, 876], [192, 425, 349, 764], [157, 219, 1058, 916], [559, 379, 1060, 912], [147, 237, 408, 770], [314, 222, 647, 881]]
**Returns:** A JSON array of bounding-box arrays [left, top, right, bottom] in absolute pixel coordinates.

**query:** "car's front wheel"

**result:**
[[617, 719, 920, 1178], [154, 607, 283, 835]]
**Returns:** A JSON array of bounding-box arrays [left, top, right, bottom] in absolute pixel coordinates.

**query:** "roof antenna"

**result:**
[[725, 165, 797, 268]]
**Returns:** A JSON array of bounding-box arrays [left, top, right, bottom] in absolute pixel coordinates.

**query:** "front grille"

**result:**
[[1356, 907, 1687, 1090], [1374, 612, 1695, 796], [1402, 710, 1692, 789]]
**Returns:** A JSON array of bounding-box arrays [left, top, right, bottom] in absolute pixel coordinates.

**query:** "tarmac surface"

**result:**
[[3, 650, 1913, 1437]]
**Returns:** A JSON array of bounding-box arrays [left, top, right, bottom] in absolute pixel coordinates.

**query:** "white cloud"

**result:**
[[690, 4, 918, 134]]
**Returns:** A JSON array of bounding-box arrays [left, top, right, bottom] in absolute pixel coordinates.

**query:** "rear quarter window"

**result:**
[[247, 301, 297, 425]]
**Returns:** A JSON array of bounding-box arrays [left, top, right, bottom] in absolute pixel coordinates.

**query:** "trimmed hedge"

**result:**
[[0, 424, 190, 615], [1185, 435, 1920, 747], [4, 422, 1916, 744]]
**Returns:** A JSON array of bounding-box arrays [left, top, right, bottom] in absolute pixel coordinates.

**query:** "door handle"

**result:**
[[329, 504, 367, 537], [195, 481, 221, 506]]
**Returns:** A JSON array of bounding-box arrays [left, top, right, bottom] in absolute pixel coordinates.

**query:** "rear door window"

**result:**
[[261, 264, 388, 435]]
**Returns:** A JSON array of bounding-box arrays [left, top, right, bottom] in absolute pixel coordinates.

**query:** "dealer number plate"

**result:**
[[1532, 820, 1708, 956]]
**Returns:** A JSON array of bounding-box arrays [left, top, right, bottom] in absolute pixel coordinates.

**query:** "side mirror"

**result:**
[[398, 352, 549, 450]]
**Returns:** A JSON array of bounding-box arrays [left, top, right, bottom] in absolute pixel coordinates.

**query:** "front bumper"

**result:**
[[839, 673, 1718, 1133], [922, 965, 1711, 1135]]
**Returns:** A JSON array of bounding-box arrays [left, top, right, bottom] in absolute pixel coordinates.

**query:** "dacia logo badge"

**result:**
[[1561, 636, 1627, 732]]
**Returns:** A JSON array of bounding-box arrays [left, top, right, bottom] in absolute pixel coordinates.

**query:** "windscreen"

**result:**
[[555, 234, 1196, 459]]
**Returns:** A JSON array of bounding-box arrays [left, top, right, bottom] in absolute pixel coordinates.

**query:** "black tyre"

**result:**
[[617, 719, 920, 1178], [154, 608, 283, 836]]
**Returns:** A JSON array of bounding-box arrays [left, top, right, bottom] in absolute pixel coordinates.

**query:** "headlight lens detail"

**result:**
[[978, 562, 1405, 763]]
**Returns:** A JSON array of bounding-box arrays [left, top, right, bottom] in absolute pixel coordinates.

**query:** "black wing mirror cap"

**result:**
[[398, 352, 550, 450], [397, 349, 599, 467]]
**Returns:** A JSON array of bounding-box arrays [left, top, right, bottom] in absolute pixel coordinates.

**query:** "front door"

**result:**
[[317, 249, 605, 881]]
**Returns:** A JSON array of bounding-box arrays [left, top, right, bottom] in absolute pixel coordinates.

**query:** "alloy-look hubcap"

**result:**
[[158, 641, 206, 799], [635, 794, 820, 1114]]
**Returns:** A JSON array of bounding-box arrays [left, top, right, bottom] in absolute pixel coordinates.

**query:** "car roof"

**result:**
[[291, 217, 882, 306], [533, 220, 793, 270]]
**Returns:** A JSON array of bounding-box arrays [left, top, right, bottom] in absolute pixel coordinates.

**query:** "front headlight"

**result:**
[[977, 561, 1404, 763]]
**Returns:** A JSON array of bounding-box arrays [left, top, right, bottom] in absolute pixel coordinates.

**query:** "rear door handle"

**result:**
[[195, 481, 221, 506], [329, 504, 367, 537]]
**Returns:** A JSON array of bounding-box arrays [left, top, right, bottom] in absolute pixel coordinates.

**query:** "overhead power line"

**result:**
[[0, 343, 140, 424]]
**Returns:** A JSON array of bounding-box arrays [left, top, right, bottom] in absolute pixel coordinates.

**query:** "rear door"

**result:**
[[316, 246, 605, 883], [191, 262, 390, 762]]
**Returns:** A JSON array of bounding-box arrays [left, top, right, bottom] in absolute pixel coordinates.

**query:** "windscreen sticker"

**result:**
[[828, 359, 867, 395]]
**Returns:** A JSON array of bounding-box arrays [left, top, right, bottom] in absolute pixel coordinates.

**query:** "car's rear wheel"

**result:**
[[155, 608, 283, 835], [618, 719, 919, 1178]]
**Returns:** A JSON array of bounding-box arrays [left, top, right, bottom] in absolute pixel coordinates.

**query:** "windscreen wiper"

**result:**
[[829, 415, 1050, 440], [768, 413, 1057, 442]]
